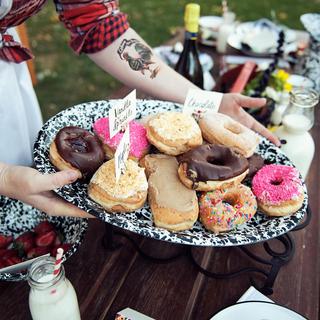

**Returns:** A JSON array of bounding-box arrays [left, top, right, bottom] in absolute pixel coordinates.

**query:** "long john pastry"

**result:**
[[141, 154, 199, 231]]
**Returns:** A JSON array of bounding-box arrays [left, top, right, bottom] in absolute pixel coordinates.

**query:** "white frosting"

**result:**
[[91, 159, 148, 199]]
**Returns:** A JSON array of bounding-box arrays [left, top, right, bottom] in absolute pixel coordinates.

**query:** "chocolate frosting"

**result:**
[[247, 154, 265, 179], [55, 126, 104, 179], [177, 144, 249, 182]]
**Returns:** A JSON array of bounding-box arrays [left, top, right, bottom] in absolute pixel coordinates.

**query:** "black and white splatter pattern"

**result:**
[[33, 100, 308, 247], [0, 197, 88, 281]]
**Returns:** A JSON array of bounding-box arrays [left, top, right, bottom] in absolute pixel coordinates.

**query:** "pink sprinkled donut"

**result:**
[[199, 184, 257, 234], [252, 164, 304, 216], [93, 117, 150, 161]]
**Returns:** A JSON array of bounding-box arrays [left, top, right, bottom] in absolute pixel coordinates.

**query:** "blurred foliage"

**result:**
[[26, 0, 320, 120]]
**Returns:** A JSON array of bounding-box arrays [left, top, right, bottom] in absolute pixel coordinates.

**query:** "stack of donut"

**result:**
[[49, 109, 305, 234]]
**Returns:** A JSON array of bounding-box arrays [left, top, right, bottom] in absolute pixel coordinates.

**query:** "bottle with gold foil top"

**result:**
[[175, 3, 204, 89]]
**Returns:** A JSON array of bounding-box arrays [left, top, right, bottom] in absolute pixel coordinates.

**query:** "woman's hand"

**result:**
[[0, 163, 93, 218], [219, 93, 281, 146]]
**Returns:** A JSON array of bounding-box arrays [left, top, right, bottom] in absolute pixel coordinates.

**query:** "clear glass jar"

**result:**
[[275, 88, 319, 178], [28, 256, 81, 320], [282, 88, 319, 133]]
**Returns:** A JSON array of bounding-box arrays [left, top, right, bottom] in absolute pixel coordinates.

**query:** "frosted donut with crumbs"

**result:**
[[146, 112, 203, 156], [88, 159, 148, 213]]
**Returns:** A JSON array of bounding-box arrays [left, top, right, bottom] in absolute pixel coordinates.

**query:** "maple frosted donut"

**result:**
[[49, 126, 105, 179], [252, 164, 304, 216], [141, 154, 199, 231], [88, 159, 148, 213], [177, 144, 249, 191], [199, 184, 257, 234], [93, 117, 150, 161], [199, 112, 260, 158], [146, 112, 203, 156]]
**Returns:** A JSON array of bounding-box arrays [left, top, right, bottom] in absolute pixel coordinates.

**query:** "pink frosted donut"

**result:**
[[93, 117, 150, 160], [252, 164, 304, 216]]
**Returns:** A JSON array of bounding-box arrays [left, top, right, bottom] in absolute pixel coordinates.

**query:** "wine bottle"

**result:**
[[175, 3, 204, 89]]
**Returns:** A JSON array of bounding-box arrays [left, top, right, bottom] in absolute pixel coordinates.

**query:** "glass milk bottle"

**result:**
[[216, 11, 236, 53], [28, 256, 81, 320], [275, 88, 319, 179]]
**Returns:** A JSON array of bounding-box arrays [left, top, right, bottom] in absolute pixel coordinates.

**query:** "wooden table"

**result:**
[[0, 38, 319, 320]]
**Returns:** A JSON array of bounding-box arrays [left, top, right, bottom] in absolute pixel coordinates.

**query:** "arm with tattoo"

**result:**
[[87, 28, 280, 145], [88, 28, 196, 104]]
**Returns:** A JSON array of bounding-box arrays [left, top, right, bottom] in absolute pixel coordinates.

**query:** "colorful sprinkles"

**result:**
[[199, 185, 257, 233]]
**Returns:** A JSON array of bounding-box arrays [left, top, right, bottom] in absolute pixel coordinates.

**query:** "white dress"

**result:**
[[0, 26, 43, 166]]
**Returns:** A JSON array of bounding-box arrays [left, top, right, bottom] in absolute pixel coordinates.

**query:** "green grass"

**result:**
[[26, 0, 320, 120]]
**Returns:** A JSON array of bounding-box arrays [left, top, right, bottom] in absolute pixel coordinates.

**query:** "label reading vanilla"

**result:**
[[109, 90, 136, 138], [114, 126, 130, 182], [183, 89, 223, 120]]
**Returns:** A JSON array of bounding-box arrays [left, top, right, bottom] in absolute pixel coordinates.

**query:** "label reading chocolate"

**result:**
[[109, 90, 136, 138], [183, 89, 223, 120], [114, 126, 130, 182]]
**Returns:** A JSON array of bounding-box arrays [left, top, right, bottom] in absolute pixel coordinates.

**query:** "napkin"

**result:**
[[237, 286, 274, 303]]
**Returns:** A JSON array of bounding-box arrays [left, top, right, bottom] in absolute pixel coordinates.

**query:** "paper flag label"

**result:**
[[114, 126, 130, 182], [183, 89, 223, 120], [109, 90, 136, 138]]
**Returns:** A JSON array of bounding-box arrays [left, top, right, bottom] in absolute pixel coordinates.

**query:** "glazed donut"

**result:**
[[199, 112, 260, 158], [49, 126, 105, 179], [252, 164, 304, 216], [141, 154, 199, 232], [146, 112, 203, 156], [199, 184, 257, 234], [93, 117, 150, 161], [177, 144, 249, 191], [88, 159, 148, 213]]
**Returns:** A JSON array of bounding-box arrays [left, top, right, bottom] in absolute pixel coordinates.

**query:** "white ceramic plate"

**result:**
[[228, 20, 297, 56], [211, 301, 307, 320]]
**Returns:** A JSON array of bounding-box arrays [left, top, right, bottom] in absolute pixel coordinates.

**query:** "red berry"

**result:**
[[0, 259, 7, 269], [53, 235, 62, 246], [0, 234, 14, 249], [34, 221, 54, 235], [35, 231, 56, 247], [15, 232, 35, 253], [4, 256, 22, 266], [27, 247, 51, 259], [0, 249, 17, 260]]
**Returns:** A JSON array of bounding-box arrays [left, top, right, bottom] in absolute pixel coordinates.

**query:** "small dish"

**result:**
[[0, 196, 88, 281]]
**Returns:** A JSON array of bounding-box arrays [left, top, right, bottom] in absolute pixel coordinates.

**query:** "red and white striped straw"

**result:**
[[53, 248, 64, 276]]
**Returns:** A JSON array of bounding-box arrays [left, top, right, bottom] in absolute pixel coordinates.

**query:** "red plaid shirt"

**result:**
[[0, 0, 129, 62]]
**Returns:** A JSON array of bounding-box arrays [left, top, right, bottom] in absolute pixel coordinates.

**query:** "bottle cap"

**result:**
[[184, 3, 200, 33]]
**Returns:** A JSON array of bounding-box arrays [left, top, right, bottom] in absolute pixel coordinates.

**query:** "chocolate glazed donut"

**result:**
[[55, 126, 105, 179], [177, 144, 249, 191]]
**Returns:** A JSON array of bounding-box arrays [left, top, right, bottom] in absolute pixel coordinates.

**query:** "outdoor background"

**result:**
[[26, 0, 320, 120]]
